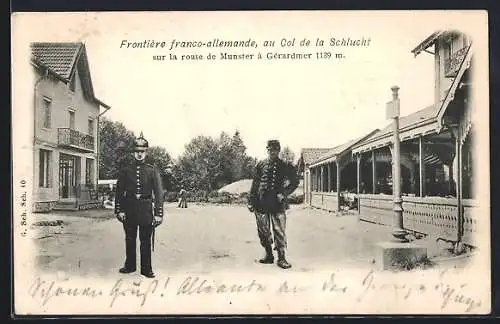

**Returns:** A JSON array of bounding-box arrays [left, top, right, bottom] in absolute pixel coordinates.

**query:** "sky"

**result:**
[[14, 11, 486, 160]]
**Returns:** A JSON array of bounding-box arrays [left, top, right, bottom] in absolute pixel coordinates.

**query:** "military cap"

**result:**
[[134, 131, 149, 151], [266, 139, 281, 150]]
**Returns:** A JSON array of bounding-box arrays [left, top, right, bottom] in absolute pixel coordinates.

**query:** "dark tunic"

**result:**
[[114, 161, 164, 225], [249, 158, 299, 214]]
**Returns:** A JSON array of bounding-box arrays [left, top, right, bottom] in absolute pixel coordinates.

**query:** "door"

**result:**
[[59, 153, 80, 198]]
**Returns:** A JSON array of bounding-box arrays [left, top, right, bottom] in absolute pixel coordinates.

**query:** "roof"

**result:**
[[411, 31, 444, 57], [309, 129, 380, 167], [299, 148, 332, 166], [30, 42, 110, 109], [411, 30, 464, 57], [351, 104, 440, 154]]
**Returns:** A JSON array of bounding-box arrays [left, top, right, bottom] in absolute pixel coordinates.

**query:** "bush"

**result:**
[[208, 190, 220, 198], [210, 195, 233, 204], [164, 191, 178, 202]]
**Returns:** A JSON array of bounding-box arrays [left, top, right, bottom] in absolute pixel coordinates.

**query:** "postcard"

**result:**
[[11, 10, 490, 315]]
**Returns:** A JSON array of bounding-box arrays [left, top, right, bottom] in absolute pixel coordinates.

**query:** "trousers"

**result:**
[[123, 221, 154, 272], [178, 197, 188, 208], [254, 212, 287, 251]]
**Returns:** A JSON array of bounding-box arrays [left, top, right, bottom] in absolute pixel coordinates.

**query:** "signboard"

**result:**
[[386, 98, 400, 119]]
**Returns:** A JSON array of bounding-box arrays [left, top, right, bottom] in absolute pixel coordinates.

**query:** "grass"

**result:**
[[391, 255, 435, 271]]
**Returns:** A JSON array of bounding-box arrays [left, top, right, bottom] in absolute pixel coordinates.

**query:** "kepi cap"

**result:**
[[266, 139, 281, 150]]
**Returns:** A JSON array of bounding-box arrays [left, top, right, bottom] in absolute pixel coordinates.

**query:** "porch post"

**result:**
[[327, 163, 331, 192], [336, 160, 341, 212], [372, 149, 376, 194], [357, 154, 361, 194], [419, 135, 426, 197], [453, 126, 464, 252], [357, 153, 362, 213], [320, 165, 324, 192], [312, 167, 316, 191]]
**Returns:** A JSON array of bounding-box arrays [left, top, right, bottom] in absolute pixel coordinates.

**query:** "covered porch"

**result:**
[[307, 130, 379, 212], [351, 43, 477, 247]]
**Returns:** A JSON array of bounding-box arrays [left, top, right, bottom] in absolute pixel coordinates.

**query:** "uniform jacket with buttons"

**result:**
[[248, 158, 299, 213], [114, 160, 164, 224]]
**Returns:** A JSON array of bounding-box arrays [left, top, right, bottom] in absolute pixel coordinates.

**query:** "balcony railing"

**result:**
[[444, 45, 470, 78], [58, 128, 95, 152]]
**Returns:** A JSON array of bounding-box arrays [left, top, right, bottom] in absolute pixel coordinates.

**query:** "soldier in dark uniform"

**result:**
[[115, 132, 164, 278], [248, 139, 299, 269]]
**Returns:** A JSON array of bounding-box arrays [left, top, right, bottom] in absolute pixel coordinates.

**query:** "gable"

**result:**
[[31, 42, 110, 109]]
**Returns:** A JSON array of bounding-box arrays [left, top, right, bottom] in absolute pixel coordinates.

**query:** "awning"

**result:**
[[411, 31, 444, 57], [437, 43, 473, 131], [309, 155, 336, 168], [351, 121, 439, 154]]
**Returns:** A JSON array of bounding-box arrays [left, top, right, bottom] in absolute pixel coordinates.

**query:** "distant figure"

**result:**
[[178, 187, 188, 208], [248, 139, 299, 269]]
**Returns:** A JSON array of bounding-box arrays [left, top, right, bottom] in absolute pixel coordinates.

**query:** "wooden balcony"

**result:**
[[58, 128, 95, 152], [444, 45, 470, 78]]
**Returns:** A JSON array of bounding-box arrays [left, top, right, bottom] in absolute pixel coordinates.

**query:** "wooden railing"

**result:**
[[311, 191, 339, 211], [444, 45, 470, 78], [357, 194, 479, 246], [58, 128, 95, 152]]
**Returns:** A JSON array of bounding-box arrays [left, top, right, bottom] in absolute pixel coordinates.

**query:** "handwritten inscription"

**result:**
[[109, 277, 167, 307], [177, 277, 266, 295], [356, 270, 482, 312], [29, 277, 103, 306], [25, 271, 483, 312]]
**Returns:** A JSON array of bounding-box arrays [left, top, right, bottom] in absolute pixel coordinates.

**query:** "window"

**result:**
[[42, 97, 51, 128], [88, 118, 94, 135], [69, 109, 75, 129], [85, 158, 94, 185], [39, 149, 51, 188], [443, 41, 452, 61]]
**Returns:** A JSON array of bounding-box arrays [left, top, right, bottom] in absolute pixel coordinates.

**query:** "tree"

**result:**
[[280, 146, 296, 165], [99, 117, 136, 179], [176, 135, 223, 192], [217, 131, 235, 185], [145, 146, 175, 190], [229, 130, 257, 181]]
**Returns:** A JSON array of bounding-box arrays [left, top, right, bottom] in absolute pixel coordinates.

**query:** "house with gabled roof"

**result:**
[[31, 42, 111, 212], [298, 148, 331, 204]]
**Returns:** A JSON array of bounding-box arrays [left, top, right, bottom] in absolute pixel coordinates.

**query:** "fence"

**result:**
[[356, 194, 479, 246]]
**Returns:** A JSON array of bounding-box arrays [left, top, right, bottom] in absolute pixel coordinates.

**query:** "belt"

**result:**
[[134, 195, 153, 200]]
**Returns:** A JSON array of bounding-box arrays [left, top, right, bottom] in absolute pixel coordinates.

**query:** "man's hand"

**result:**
[[153, 216, 163, 227], [277, 193, 285, 202], [247, 204, 255, 213], [116, 212, 126, 223]]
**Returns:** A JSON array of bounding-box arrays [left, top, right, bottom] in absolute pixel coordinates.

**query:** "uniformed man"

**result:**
[[115, 132, 164, 278], [248, 139, 299, 269]]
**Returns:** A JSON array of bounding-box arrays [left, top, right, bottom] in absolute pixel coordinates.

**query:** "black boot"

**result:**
[[259, 246, 274, 264], [277, 250, 291, 269], [119, 266, 136, 274], [141, 270, 156, 278]]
